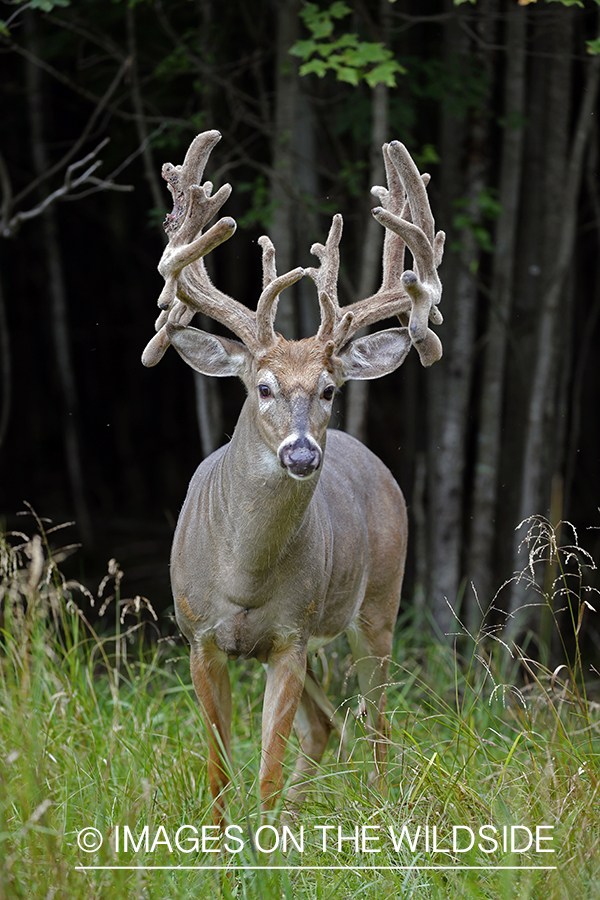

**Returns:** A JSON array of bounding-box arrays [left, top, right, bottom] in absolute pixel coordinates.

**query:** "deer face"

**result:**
[[167, 321, 412, 479], [251, 338, 338, 480]]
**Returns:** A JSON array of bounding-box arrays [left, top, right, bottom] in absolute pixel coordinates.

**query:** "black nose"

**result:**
[[279, 438, 321, 478]]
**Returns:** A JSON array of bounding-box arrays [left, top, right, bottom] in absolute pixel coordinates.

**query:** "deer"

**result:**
[[141, 130, 444, 825]]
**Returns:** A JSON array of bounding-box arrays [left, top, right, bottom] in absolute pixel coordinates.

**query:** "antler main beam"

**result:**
[[142, 132, 444, 369], [307, 141, 445, 366], [142, 130, 302, 367]]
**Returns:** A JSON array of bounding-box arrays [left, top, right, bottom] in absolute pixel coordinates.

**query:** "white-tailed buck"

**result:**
[[142, 131, 444, 823]]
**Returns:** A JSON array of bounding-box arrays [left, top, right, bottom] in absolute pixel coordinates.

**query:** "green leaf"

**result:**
[[546, 0, 585, 7], [365, 60, 406, 88], [414, 144, 440, 168], [236, 175, 277, 230], [335, 66, 361, 86], [0, 19, 9, 36], [289, 39, 317, 60], [330, 32, 359, 51], [453, 212, 472, 230], [300, 2, 350, 40], [299, 59, 329, 78], [587, 37, 600, 55], [293, 2, 405, 89], [350, 41, 389, 66], [477, 187, 502, 220], [472, 224, 494, 253], [329, 1, 351, 18]]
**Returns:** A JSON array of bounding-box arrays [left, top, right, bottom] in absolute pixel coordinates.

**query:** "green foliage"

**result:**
[[409, 55, 490, 120], [290, 2, 406, 88], [337, 158, 368, 197], [452, 187, 502, 254], [153, 45, 194, 79], [236, 175, 277, 230], [414, 143, 440, 169], [587, 36, 600, 55], [546, 0, 586, 7]]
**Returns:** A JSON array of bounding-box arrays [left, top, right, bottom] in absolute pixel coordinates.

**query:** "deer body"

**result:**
[[173, 336, 407, 651], [142, 131, 445, 822], [173, 419, 407, 661]]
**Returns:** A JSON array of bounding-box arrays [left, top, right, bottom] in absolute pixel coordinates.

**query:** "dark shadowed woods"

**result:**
[[1, 0, 599, 664]]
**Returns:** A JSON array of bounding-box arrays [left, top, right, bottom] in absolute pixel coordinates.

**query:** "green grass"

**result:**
[[1, 512, 599, 899]]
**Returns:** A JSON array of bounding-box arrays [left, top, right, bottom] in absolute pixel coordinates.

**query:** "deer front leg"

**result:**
[[190, 639, 232, 826], [260, 644, 307, 815]]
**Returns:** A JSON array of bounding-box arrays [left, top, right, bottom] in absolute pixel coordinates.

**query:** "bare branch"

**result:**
[[1, 139, 133, 239], [11, 56, 130, 209]]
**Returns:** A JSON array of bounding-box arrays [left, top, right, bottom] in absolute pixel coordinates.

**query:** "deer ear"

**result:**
[[166, 323, 251, 377], [338, 328, 412, 381]]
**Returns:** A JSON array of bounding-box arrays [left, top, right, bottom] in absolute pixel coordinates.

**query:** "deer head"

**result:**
[[141, 130, 445, 480]]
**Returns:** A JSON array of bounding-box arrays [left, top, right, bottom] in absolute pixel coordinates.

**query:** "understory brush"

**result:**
[[0, 510, 598, 899]]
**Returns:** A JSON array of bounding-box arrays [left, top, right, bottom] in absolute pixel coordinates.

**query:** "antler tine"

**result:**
[[143, 131, 279, 366], [255, 235, 304, 350], [387, 141, 434, 243], [305, 214, 345, 341], [372, 143, 408, 295], [258, 235, 277, 289], [339, 141, 445, 365], [303, 141, 445, 365]]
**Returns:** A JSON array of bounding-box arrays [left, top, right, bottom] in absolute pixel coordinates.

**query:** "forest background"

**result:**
[[1, 0, 599, 663]]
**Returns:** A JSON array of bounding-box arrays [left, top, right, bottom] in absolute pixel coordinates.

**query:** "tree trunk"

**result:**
[[296, 86, 320, 340], [192, 0, 225, 457], [26, 14, 93, 544], [508, 35, 600, 627], [428, 0, 496, 637], [126, 4, 166, 217], [0, 271, 10, 458], [269, 0, 301, 340], [467, 3, 526, 623], [345, 78, 389, 443], [345, 0, 391, 443]]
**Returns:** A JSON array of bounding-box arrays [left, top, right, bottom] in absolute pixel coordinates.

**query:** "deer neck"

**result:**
[[217, 400, 322, 573]]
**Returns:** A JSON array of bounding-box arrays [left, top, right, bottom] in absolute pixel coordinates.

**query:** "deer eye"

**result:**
[[322, 385, 336, 401], [258, 384, 272, 399]]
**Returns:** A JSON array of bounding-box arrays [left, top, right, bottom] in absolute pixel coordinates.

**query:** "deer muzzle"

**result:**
[[278, 436, 322, 479]]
